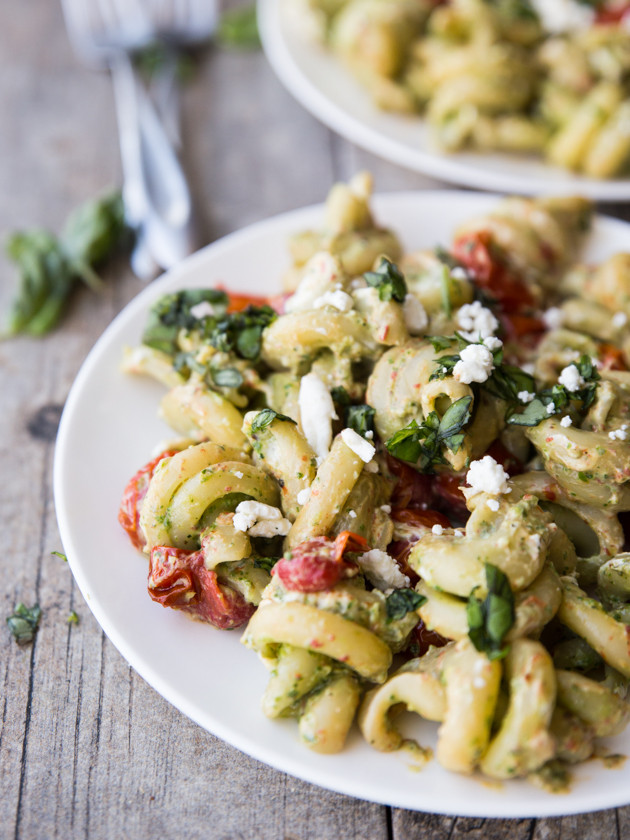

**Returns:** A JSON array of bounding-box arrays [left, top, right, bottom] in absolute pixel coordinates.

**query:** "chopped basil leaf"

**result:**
[[330, 386, 351, 408], [386, 589, 427, 621], [466, 564, 515, 660], [347, 405, 376, 439], [427, 335, 454, 352], [250, 408, 296, 433], [67, 611, 80, 625], [7, 603, 42, 645], [208, 305, 276, 361], [253, 556, 277, 573], [142, 289, 228, 355], [385, 395, 472, 472], [364, 258, 407, 303], [51, 550, 68, 562], [211, 367, 244, 389]]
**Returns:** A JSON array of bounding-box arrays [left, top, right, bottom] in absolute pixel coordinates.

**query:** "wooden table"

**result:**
[[1, 2, 629, 837]]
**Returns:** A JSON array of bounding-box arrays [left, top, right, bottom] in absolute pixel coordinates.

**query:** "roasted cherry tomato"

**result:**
[[485, 440, 524, 477], [598, 343, 627, 372], [388, 509, 451, 583], [148, 545, 255, 629], [387, 455, 433, 510], [431, 473, 469, 521], [118, 450, 178, 550], [452, 232, 537, 313], [596, 3, 630, 23], [273, 531, 367, 592], [411, 620, 450, 658], [224, 290, 270, 313]]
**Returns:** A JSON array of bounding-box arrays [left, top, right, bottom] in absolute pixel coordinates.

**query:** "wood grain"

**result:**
[[0, 1, 629, 838]]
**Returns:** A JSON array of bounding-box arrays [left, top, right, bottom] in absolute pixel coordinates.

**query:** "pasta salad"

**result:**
[[293, 0, 630, 179], [119, 173, 630, 789]]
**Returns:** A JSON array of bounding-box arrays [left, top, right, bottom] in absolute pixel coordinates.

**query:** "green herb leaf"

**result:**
[[330, 386, 352, 408], [250, 408, 296, 433], [7, 603, 42, 645], [211, 367, 244, 389], [253, 556, 277, 573], [51, 550, 68, 562], [466, 564, 515, 660], [67, 610, 80, 625], [385, 395, 472, 472], [208, 305, 276, 361], [217, 3, 261, 50], [142, 289, 228, 355], [347, 405, 376, 439], [386, 589, 427, 621], [427, 335, 455, 352], [364, 258, 407, 303]]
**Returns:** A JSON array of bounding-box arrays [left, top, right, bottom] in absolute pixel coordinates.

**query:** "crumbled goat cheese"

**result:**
[[403, 294, 429, 335], [365, 430, 374, 440], [358, 549, 409, 591], [530, 0, 595, 33], [299, 373, 338, 460], [466, 456, 511, 496], [234, 471, 244, 479], [522, 362, 535, 375], [560, 416, 573, 428], [454, 529, 464, 538], [451, 266, 468, 280], [350, 277, 366, 290], [432, 524, 444, 536], [543, 307, 564, 330], [613, 311, 628, 328], [233, 501, 291, 537], [483, 336, 503, 352], [518, 391, 536, 404], [609, 429, 628, 441], [313, 289, 354, 312], [456, 301, 499, 341], [348, 509, 357, 519], [296, 487, 311, 506], [453, 344, 495, 384], [558, 364, 585, 392], [380, 504, 391, 514], [547, 403, 556, 415], [473, 677, 487, 689], [340, 427, 376, 462], [486, 499, 500, 513], [189, 301, 216, 320]]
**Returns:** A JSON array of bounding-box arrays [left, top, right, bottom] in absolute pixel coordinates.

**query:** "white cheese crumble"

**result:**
[[402, 294, 429, 335], [234, 470, 244, 479], [542, 307, 564, 330], [313, 289, 354, 312], [189, 301, 216, 320], [285, 252, 343, 313], [298, 372, 338, 460], [380, 504, 391, 514], [365, 430, 374, 440], [483, 336, 503, 352], [486, 498, 500, 513], [558, 364, 585, 392], [233, 501, 291, 537], [609, 429, 628, 441], [456, 301, 499, 341], [296, 486, 311, 506], [613, 311, 628, 329], [547, 403, 556, 415], [451, 266, 469, 281], [530, 0, 595, 33], [348, 509, 357, 519], [454, 529, 465, 538], [522, 363, 535, 375], [340, 427, 376, 462], [466, 455, 511, 497], [453, 344, 495, 384], [358, 549, 409, 591], [432, 524, 444, 536], [560, 416, 573, 428], [518, 390, 536, 404]]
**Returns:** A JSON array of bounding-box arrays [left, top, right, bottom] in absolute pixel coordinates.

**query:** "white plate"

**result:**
[[258, 0, 630, 201], [54, 192, 630, 818]]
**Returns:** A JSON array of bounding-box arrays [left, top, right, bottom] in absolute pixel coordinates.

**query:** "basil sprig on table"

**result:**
[[467, 565, 515, 661], [364, 257, 407, 303], [5, 192, 128, 337], [385, 395, 472, 471], [385, 589, 427, 622], [7, 603, 42, 645]]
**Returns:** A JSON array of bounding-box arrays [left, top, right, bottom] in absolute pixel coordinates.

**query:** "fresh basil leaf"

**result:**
[[217, 3, 261, 50], [142, 289, 228, 355], [347, 405, 376, 439], [208, 304, 276, 362], [486, 364, 536, 403], [211, 367, 244, 388], [364, 257, 407, 303], [7, 603, 42, 645], [427, 335, 455, 352], [67, 611, 80, 625], [429, 354, 459, 381], [385, 421, 424, 464], [253, 556, 277, 573], [250, 408, 296, 433], [385, 396, 471, 471], [438, 396, 472, 440], [51, 550, 68, 562], [507, 398, 550, 427], [466, 564, 515, 660], [386, 589, 427, 621], [330, 386, 352, 408]]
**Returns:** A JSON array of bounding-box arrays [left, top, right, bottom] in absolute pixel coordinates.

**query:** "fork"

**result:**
[[61, 0, 217, 278]]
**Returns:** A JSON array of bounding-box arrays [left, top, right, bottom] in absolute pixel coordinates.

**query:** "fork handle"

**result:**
[[110, 53, 197, 275]]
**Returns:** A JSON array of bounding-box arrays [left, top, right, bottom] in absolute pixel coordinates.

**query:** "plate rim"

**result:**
[[257, 0, 630, 201], [54, 190, 630, 818]]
